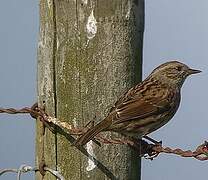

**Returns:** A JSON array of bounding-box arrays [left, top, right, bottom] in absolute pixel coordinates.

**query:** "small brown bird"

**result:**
[[74, 61, 201, 146]]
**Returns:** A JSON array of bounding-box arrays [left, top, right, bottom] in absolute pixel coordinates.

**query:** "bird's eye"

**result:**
[[176, 66, 182, 71]]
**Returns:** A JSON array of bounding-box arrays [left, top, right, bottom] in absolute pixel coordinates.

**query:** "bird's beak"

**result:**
[[188, 68, 202, 75]]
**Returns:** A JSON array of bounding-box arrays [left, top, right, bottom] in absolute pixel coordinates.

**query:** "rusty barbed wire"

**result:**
[[0, 104, 208, 161], [96, 136, 208, 161], [151, 141, 208, 161], [0, 107, 38, 116], [0, 164, 64, 180]]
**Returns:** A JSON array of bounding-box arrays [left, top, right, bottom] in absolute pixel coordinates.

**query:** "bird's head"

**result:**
[[149, 61, 201, 87]]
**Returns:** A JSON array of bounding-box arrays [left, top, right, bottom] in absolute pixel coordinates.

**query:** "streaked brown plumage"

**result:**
[[74, 61, 201, 146]]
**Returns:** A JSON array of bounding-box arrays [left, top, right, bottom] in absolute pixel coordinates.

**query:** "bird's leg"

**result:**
[[143, 135, 162, 145], [126, 137, 152, 156], [125, 137, 161, 159]]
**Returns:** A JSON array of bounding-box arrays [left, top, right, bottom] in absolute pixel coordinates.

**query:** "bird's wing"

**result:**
[[111, 82, 175, 124]]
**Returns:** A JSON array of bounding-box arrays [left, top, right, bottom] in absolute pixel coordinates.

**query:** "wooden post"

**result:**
[[36, 0, 144, 179]]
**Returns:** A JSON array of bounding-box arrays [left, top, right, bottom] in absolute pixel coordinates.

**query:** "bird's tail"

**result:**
[[74, 117, 111, 146]]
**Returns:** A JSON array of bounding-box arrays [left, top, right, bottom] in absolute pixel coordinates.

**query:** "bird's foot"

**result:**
[[127, 137, 162, 160]]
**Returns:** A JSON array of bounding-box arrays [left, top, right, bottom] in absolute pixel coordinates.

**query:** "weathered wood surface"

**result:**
[[36, 0, 144, 179]]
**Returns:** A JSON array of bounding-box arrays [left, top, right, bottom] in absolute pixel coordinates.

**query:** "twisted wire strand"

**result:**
[[0, 105, 208, 161]]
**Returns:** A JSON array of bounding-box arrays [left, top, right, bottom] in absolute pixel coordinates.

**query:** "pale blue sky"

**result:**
[[143, 1, 208, 180], [0, 1, 207, 180], [0, 1, 37, 180]]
